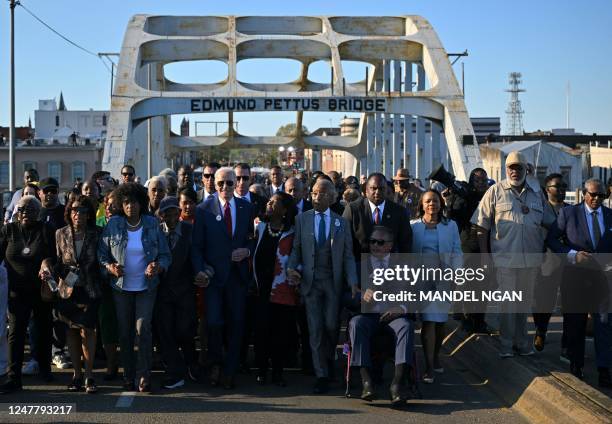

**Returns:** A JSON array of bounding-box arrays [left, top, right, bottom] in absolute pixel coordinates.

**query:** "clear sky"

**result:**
[[1, 0, 611, 136]]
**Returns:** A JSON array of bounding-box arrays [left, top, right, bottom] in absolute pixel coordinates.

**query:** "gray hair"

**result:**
[[313, 178, 337, 199], [158, 168, 177, 179], [149, 175, 168, 190], [215, 167, 236, 182], [17, 194, 42, 211], [584, 178, 605, 191]]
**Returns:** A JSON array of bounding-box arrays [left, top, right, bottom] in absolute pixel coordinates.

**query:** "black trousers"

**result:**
[[7, 289, 52, 382], [254, 298, 297, 373], [155, 290, 198, 380], [564, 313, 588, 367]]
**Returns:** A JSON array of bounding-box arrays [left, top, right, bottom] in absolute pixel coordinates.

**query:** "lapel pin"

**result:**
[[216, 215, 222, 221], [335, 219, 340, 227]]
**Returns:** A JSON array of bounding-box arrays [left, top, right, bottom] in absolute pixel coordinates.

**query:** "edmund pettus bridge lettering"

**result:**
[[190, 97, 387, 113]]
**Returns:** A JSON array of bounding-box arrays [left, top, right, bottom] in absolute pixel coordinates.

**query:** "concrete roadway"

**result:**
[[0, 351, 527, 424]]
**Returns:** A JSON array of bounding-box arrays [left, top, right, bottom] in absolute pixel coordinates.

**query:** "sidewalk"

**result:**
[[441, 314, 612, 423]]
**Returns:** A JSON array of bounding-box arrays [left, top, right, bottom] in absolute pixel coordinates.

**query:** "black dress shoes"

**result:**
[[599, 367, 612, 388], [313, 377, 329, 394], [223, 376, 235, 390], [360, 379, 375, 401], [0, 380, 22, 395], [570, 363, 584, 380]]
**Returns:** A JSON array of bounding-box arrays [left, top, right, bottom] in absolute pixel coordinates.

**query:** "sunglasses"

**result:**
[[121, 172, 134, 177], [586, 191, 607, 198], [216, 180, 234, 188], [369, 238, 390, 246], [547, 184, 567, 189], [202, 173, 214, 179], [236, 176, 250, 182], [42, 188, 58, 194], [17, 207, 37, 214]]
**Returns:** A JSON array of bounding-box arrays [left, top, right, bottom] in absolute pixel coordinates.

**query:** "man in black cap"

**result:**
[[38, 178, 65, 231], [156, 196, 199, 389]]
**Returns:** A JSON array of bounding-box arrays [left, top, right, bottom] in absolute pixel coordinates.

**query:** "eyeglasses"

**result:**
[[202, 173, 214, 179], [17, 207, 37, 214], [236, 176, 250, 182], [121, 172, 134, 177], [369, 238, 390, 246], [216, 180, 234, 188], [586, 191, 607, 198]]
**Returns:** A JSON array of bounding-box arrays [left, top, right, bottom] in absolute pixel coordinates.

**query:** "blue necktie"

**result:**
[[318, 212, 327, 247]]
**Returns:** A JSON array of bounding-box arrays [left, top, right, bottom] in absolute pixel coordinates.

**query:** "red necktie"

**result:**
[[374, 207, 380, 224], [224, 202, 232, 237]]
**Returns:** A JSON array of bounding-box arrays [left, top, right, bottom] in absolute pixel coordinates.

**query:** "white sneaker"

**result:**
[[22, 359, 39, 376], [519, 349, 535, 357], [499, 352, 515, 359], [433, 367, 444, 374], [52, 354, 72, 370]]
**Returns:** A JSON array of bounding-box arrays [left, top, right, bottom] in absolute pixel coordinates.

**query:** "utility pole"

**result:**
[[9, 0, 17, 192]]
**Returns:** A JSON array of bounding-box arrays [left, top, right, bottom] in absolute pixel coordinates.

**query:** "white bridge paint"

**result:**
[[104, 15, 481, 180]]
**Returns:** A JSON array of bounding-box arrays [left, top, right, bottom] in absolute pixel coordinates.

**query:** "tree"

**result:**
[[276, 123, 309, 137]]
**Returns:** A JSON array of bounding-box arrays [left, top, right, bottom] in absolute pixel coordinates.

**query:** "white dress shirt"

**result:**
[[368, 200, 386, 224], [314, 208, 331, 244], [234, 191, 251, 203], [218, 196, 237, 236]]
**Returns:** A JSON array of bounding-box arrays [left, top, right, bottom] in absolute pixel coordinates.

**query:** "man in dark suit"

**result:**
[[285, 177, 312, 215], [547, 178, 612, 386], [287, 179, 358, 394], [348, 225, 414, 405], [233, 163, 266, 219], [197, 162, 220, 203], [343, 173, 412, 261], [192, 167, 255, 389], [267, 165, 285, 197]]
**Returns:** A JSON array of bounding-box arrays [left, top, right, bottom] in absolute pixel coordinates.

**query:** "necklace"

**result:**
[[267, 224, 283, 237], [19, 223, 35, 256], [126, 217, 142, 228]]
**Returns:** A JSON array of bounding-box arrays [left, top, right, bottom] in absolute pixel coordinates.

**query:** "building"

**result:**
[[479, 140, 584, 189], [34, 93, 108, 145]]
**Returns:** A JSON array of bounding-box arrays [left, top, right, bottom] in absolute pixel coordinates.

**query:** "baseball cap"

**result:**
[[38, 177, 59, 190], [506, 151, 527, 167], [158, 196, 180, 213]]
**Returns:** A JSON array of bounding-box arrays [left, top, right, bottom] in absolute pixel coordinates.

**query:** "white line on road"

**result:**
[[115, 391, 136, 408]]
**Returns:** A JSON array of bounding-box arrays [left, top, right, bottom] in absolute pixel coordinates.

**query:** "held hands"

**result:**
[[145, 261, 163, 279], [287, 269, 302, 285], [231, 248, 250, 262], [106, 263, 124, 278], [194, 271, 210, 288], [576, 251, 592, 264], [351, 285, 362, 300], [380, 306, 404, 323]]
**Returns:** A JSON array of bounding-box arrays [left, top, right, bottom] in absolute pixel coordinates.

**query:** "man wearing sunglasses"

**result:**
[[120, 165, 136, 184], [197, 162, 220, 203], [37, 178, 65, 231], [233, 163, 266, 219], [532, 174, 571, 354], [547, 178, 612, 387], [192, 167, 254, 390]]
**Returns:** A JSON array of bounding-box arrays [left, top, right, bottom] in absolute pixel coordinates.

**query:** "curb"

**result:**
[[442, 321, 612, 423]]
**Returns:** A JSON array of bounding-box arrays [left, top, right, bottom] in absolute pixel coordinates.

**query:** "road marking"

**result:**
[[115, 391, 135, 408]]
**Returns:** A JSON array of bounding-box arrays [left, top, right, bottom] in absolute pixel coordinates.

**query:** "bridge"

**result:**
[[103, 15, 481, 180]]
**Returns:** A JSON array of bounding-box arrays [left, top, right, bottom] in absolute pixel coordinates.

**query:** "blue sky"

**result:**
[[1, 0, 611, 135]]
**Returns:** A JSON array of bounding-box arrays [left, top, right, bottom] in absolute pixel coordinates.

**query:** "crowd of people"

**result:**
[[0, 152, 610, 405]]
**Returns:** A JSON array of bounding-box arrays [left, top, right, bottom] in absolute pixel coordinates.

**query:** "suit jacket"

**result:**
[[296, 199, 313, 215], [287, 209, 358, 297], [192, 196, 255, 287], [343, 198, 413, 261], [546, 203, 612, 254], [197, 189, 217, 204], [247, 192, 268, 220], [267, 183, 284, 198]]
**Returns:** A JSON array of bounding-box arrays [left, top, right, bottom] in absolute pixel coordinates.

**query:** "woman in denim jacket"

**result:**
[[98, 183, 171, 393]]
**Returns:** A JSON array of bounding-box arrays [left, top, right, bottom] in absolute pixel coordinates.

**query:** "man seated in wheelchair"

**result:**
[[347, 225, 415, 405]]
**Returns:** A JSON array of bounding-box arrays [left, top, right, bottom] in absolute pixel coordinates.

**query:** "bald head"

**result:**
[[284, 177, 304, 201]]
